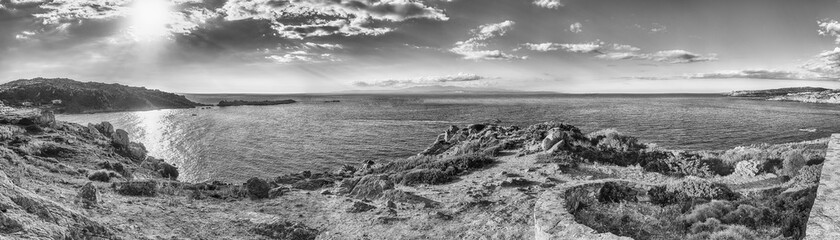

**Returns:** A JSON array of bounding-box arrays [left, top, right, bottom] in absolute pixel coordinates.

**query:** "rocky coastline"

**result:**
[[0, 109, 827, 239], [728, 87, 840, 104]]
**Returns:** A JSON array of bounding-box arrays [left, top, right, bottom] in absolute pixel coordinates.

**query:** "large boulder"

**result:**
[[112, 129, 130, 149], [159, 162, 179, 180], [349, 175, 394, 200], [93, 122, 115, 137], [76, 182, 99, 208], [112, 180, 157, 196], [125, 142, 147, 162], [35, 110, 56, 127], [245, 177, 271, 200]]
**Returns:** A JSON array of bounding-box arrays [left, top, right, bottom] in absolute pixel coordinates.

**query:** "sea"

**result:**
[[56, 94, 840, 183]]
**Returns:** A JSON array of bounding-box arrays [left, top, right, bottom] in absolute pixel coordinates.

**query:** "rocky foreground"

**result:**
[[0, 110, 827, 239]]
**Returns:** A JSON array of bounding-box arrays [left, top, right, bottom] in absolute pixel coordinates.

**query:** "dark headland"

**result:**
[[217, 99, 297, 107], [0, 78, 204, 114]]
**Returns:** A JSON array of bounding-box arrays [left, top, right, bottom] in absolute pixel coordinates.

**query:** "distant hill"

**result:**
[[727, 87, 832, 97], [342, 85, 556, 94], [0, 78, 204, 113]]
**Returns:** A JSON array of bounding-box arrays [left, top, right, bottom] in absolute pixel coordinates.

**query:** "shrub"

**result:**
[[667, 177, 737, 200], [689, 218, 725, 234], [564, 187, 591, 215], [597, 182, 636, 203], [782, 152, 806, 176], [88, 170, 113, 182], [534, 151, 582, 168], [681, 200, 736, 225], [707, 225, 757, 240], [398, 169, 452, 186]]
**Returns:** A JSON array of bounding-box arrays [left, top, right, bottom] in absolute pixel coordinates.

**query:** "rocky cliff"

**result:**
[[729, 87, 840, 104], [0, 78, 204, 113]]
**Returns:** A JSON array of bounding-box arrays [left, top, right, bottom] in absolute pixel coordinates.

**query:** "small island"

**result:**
[[217, 99, 297, 107]]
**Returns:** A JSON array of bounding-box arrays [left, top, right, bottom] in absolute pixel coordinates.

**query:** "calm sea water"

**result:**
[[56, 94, 840, 183]]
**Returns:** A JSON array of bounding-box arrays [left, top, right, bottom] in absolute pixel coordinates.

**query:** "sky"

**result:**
[[3, 0, 840, 93]]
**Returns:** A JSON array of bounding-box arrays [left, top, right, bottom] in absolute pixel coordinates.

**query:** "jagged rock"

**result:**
[[320, 189, 332, 195], [251, 221, 319, 240], [346, 201, 375, 213], [337, 178, 360, 195], [333, 164, 356, 177], [467, 124, 486, 135], [33, 110, 56, 127], [93, 122, 114, 137], [734, 160, 763, 177], [291, 179, 332, 190], [386, 200, 397, 209], [245, 177, 271, 199], [158, 162, 179, 180], [500, 178, 533, 187], [112, 129, 130, 149], [268, 187, 288, 198], [349, 175, 394, 200], [126, 142, 147, 162], [76, 182, 99, 208], [112, 180, 157, 196]]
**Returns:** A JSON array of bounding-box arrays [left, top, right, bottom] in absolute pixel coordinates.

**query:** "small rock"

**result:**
[[320, 189, 332, 195], [500, 178, 533, 187], [346, 201, 375, 213], [291, 178, 332, 191], [93, 122, 115, 137], [269, 187, 288, 198], [158, 162, 179, 180], [430, 211, 453, 221], [349, 175, 394, 200], [300, 170, 312, 179], [76, 182, 99, 208], [245, 177, 271, 199], [386, 200, 396, 209]]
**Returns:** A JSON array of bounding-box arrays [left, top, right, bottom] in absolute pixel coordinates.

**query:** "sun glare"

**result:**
[[128, 0, 172, 41]]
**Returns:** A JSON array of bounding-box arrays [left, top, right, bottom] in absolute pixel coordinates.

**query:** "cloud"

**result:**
[[265, 50, 340, 64], [520, 41, 715, 63], [818, 19, 840, 43], [303, 42, 343, 50], [569, 22, 582, 33], [520, 42, 602, 53], [687, 69, 830, 80], [802, 47, 840, 78], [353, 73, 487, 87], [450, 20, 525, 60], [533, 0, 563, 9], [221, 0, 449, 39]]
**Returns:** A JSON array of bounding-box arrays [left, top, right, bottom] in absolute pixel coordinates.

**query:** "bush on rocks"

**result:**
[[76, 182, 99, 209], [597, 182, 637, 203], [112, 180, 157, 196], [666, 177, 737, 201], [397, 169, 452, 186], [88, 170, 115, 182], [349, 175, 394, 200], [158, 162, 178, 180], [783, 152, 807, 176], [291, 178, 332, 190], [244, 177, 271, 200]]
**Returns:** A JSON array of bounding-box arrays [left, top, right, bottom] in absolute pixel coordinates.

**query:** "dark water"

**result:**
[[56, 94, 840, 183]]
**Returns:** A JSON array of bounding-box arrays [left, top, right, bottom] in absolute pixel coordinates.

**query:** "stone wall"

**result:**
[[805, 134, 840, 239]]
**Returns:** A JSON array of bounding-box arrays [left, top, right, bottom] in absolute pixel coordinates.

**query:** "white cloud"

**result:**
[[221, 0, 449, 39], [353, 73, 487, 87], [687, 69, 829, 80], [450, 20, 525, 60], [569, 22, 582, 33], [519, 41, 715, 64], [802, 47, 840, 78], [265, 50, 340, 64], [303, 42, 344, 50], [533, 0, 564, 9], [818, 19, 840, 44]]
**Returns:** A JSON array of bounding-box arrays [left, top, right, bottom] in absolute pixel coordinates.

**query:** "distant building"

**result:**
[[51, 99, 63, 104]]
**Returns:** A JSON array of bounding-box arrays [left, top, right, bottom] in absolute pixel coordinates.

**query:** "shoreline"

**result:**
[[0, 110, 827, 239]]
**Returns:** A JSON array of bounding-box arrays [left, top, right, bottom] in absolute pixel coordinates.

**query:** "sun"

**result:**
[[128, 0, 172, 41]]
